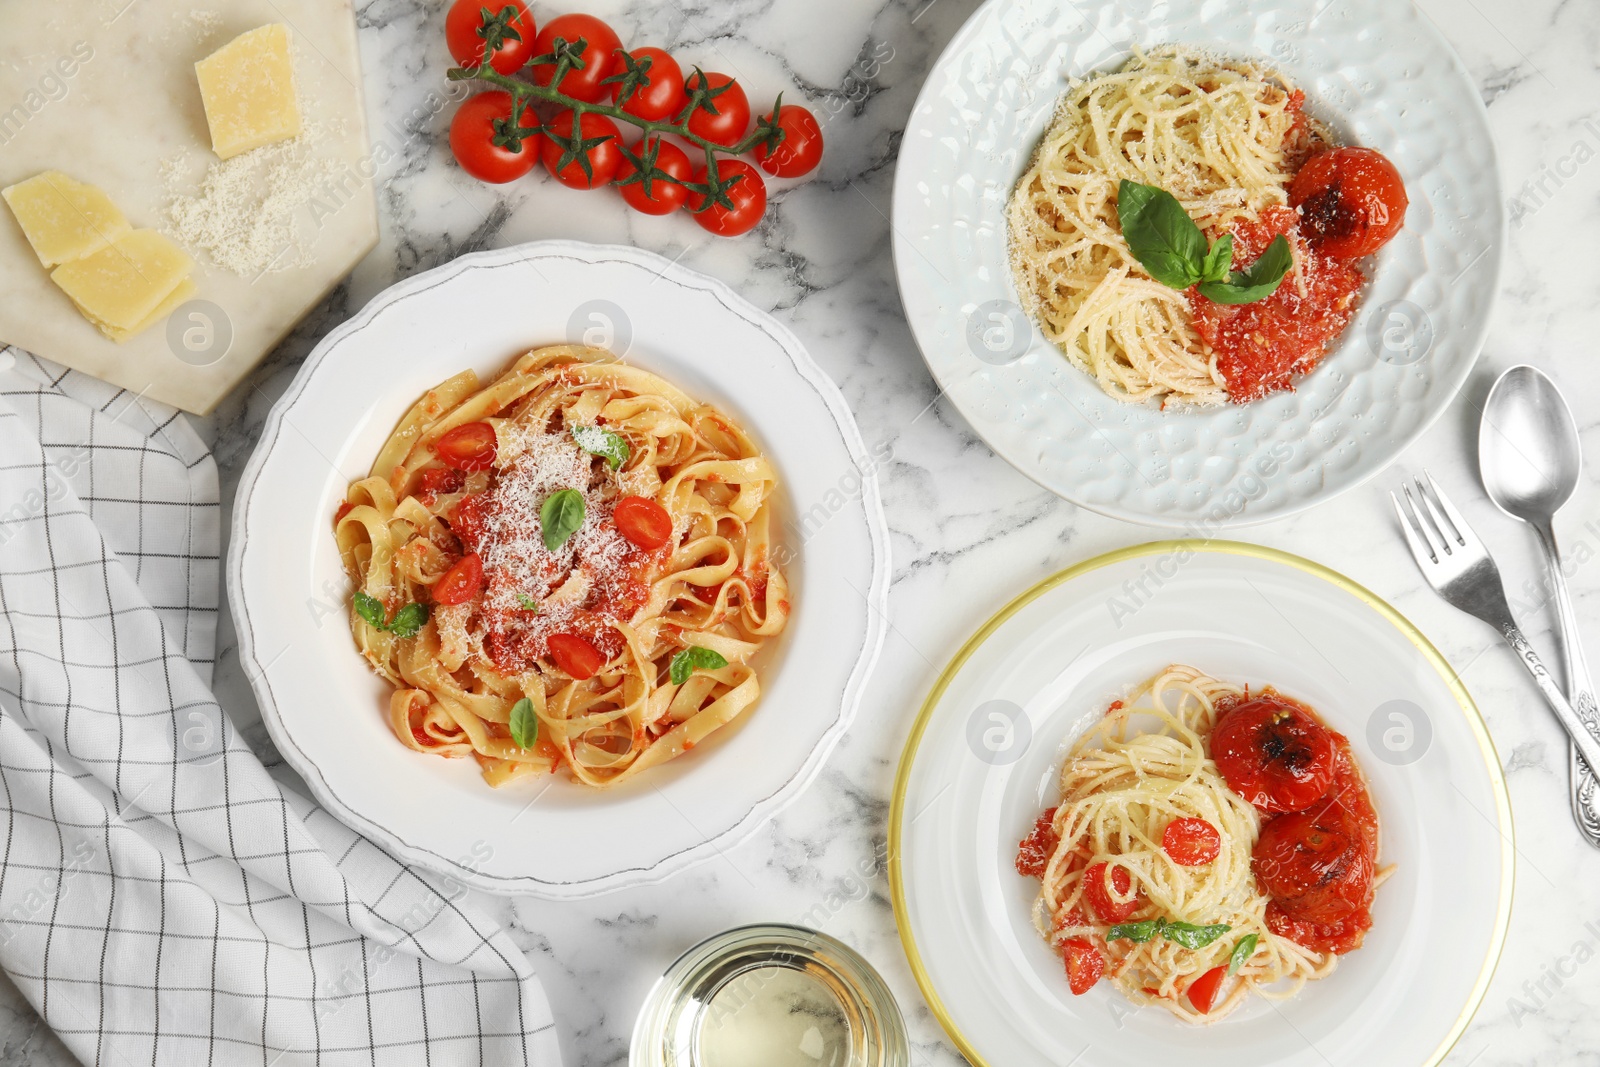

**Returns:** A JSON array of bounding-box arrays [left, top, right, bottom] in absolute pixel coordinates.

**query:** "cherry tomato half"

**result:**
[[1288, 146, 1408, 259], [445, 0, 536, 75], [448, 93, 542, 184], [1211, 694, 1337, 814], [616, 138, 692, 216], [1082, 861, 1140, 924], [1253, 801, 1374, 924], [682, 71, 750, 148], [1162, 817, 1222, 867], [753, 103, 824, 178], [1062, 938, 1104, 996], [433, 421, 498, 470], [1187, 965, 1227, 1014], [547, 632, 606, 680], [688, 159, 767, 237], [530, 14, 621, 103], [433, 553, 484, 606], [541, 110, 623, 189], [613, 495, 674, 547], [608, 46, 685, 122]]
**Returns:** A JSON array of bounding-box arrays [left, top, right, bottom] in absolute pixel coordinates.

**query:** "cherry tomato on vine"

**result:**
[[433, 553, 484, 606], [753, 104, 824, 177], [448, 93, 542, 184], [541, 110, 623, 189], [688, 159, 766, 237], [682, 71, 750, 147], [433, 421, 498, 469], [547, 633, 606, 679], [530, 14, 621, 103], [615, 139, 692, 216], [444, 0, 536, 75], [607, 46, 686, 123]]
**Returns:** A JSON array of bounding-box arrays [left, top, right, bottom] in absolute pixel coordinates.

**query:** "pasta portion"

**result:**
[[1007, 47, 1323, 405], [1020, 666, 1370, 1022], [335, 344, 790, 788]]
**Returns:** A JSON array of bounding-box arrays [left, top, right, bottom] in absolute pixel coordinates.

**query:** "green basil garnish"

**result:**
[[1227, 933, 1259, 975], [353, 590, 428, 638], [516, 593, 540, 612], [540, 488, 585, 551], [669, 646, 728, 685], [509, 697, 537, 749], [1107, 920, 1161, 944], [353, 591, 387, 629], [1116, 179, 1290, 305], [571, 425, 630, 470], [1105, 916, 1232, 950]]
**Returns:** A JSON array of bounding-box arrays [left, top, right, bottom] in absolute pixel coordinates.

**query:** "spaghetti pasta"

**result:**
[[335, 344, 790, 789], [1006, 47, 1328, 405], [1022, 665, 1384, 1022]]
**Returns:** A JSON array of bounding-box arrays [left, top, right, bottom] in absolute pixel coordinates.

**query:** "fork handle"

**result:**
[[1503, 623, 1600, 779], [1531, 522, 1600, 845]]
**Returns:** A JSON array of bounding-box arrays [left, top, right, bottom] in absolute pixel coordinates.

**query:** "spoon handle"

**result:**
[[1533, 522, 1600, 848], [1499, 622, 1600, 781]]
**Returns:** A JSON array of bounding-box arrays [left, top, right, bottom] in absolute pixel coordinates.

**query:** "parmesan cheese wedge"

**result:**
[[51, 230, 194, 333], [2, 171, 132, 267], [100, 277, 198, 344], [195, 24, 302, 160]]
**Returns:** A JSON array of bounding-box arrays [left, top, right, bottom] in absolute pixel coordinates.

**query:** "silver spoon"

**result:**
[[1479, 364, 1600, 846]]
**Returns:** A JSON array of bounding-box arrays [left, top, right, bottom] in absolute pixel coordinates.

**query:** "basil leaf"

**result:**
[[387, 602, 429, 639], [669, 645, 729, 685], [540, 488, 586, 551], [1107, 920, 1161, 944], [353, 591, 387, 630], [509, 697, 537, 749], [516, 593, 539, 612], [572, 424, 630, 470], [1227, 933, 1259, 975], [1198, 234, 1293, 305], [1117, 179, 1207, 289], [1160, 921, 1231, 950], [1200, 233, 1234, 283]]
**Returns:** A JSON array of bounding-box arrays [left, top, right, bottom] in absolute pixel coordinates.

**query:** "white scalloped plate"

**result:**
[[890, 542, 1512, 1067], [230, 241, 890, 898], [891, 0, 1502, 527]]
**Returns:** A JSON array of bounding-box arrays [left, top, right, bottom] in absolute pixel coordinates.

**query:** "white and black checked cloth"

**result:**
[[0, 349, 561, 1066]]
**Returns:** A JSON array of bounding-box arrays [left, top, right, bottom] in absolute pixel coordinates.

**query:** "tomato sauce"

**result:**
[[1188, 207, 1364, 402]]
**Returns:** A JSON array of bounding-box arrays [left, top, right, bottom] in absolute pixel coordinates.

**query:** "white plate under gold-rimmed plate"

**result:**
[[891, 0, 1503, 526], [889, 542, 1511, 1067], [230, 240, 889, 898]]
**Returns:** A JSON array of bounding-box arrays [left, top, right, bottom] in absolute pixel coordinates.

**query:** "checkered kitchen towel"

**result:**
[[0, 349, 560, 1066]]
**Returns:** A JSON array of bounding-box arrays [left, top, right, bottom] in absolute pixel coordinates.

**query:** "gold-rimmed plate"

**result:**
[[889, 542, 1511, 1066]]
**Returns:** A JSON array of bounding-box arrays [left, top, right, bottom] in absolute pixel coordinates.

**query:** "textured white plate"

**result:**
[[891, 0, 1503, 526], [890, 543, 1512, 1067], [230, 241, 890, 898]]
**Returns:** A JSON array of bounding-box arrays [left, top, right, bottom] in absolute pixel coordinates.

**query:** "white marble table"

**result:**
[[5, 0, 1599, 1062]]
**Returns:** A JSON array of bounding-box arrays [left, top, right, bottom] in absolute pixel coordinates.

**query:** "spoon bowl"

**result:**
[[1479, 365, 1582, 524]]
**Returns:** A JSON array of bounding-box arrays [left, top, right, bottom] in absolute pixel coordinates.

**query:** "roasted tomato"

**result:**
[[1062, 938, 1104, 995], [1211, 693, 1337, 813], [1162, 817, 1222, 866], [1082, 861, 1140, 924], [1253, 800, 1374, 925], [1288, 146, 1408, 259]]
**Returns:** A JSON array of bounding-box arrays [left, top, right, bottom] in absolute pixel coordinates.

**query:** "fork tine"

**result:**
[[1422, 472, 1476, 549], [1403, 483, 1448, 559], [1411, 478, 1458, 555], [1392, 490, 1439, 565]]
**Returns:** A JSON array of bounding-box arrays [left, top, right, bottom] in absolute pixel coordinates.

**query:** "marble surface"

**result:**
[[6, 0, 1600, 1062]]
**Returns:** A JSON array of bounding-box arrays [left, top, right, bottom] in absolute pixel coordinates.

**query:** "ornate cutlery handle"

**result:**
[[1535, 523, 1600, 845], [1503, 623, 1600, 778]]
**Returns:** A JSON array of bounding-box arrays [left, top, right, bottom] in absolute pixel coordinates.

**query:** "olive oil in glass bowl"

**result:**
[[631, 924, 909, 1067]]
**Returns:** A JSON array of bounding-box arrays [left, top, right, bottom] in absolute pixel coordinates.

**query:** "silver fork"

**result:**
[[1392, 473, 1600, 781]]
